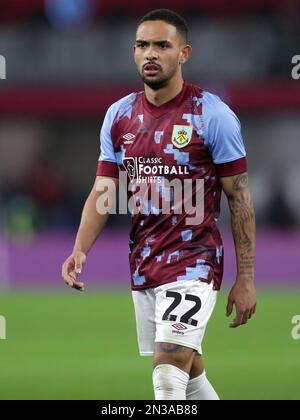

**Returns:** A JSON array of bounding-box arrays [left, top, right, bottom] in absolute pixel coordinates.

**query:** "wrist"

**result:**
[[236, 274, 255, 284], [72, 246, 87, 255]]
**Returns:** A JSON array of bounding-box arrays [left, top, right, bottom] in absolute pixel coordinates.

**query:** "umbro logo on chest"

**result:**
[[122, 133, 136, 144]]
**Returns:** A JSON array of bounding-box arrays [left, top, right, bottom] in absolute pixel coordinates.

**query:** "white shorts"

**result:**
[[132, 280, 218, 356]]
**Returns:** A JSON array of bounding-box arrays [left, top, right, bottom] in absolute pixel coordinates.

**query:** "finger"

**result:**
[[241, 310, 251, 325], [64, 268, 84, 290], [62, 259, 75, 281], [230, 308, 245, 328], [72, 281, 85, 292], [61, 262, 69, 281], [249, 306, 256, 318], [62, 265, 76, 287], [66, 270, 83, 290], [74, 254, 85, 274], [69, 269, 78, 281], [226, 300, 234, 317], [64, 275, 76, 287]]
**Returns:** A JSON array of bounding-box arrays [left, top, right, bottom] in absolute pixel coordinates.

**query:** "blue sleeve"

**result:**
[[202, 92, 246, 164], [98, 104, 118, 164], [97, 93, 137, 178]]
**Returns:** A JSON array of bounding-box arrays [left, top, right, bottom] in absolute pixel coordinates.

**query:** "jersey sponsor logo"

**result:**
[[123, 157, 137, 182], [122, 156, 189, 183], [172, 125, 193, 149]]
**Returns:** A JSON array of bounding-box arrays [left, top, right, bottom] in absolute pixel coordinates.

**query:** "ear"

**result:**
[[179, 44, 192, 64]]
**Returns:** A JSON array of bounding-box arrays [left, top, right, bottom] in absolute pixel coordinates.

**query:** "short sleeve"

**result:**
[[97, 105, 119, 178], [202, 92, 248, 177]]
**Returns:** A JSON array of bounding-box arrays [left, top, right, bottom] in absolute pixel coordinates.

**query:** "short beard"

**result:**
[[139, 66, 177, 91], [141, 75, 169, 91]]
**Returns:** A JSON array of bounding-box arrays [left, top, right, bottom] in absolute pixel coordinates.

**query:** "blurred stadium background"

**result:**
[[0, 0, 299, 400]]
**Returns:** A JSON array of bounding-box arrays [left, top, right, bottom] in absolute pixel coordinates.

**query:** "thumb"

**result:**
[[226, 299, 234, 317], [75, 253, 85, 274]]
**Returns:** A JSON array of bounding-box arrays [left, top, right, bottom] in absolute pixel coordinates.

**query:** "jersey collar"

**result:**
[[142, 81, 189, 118]]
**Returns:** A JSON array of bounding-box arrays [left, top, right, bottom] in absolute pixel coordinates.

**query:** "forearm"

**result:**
[[221, 173, 257, 326], [74, 196, 108, 256], [73, 177, 118, 254], [73, 190, 109, 255], [228, 186, 256, 281], [221, 172, 256, 282]]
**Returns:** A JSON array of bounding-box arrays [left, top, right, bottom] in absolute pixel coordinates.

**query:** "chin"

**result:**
[[142, 76, 169, 91]]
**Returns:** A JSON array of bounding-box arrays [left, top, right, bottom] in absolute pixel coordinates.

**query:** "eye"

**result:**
[[160, 43, 169, 49]]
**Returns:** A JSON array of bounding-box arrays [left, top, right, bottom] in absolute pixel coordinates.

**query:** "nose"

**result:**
[[146, 46, 158, 61]]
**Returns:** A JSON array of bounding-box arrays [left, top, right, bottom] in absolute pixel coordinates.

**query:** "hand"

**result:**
[[226, 279, 256, 328], [61, 251, 86, 292]]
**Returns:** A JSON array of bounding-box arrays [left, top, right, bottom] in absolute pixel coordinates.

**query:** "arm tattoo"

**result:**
[[228, 174, 255, 277], [233, 173, 248, 191]]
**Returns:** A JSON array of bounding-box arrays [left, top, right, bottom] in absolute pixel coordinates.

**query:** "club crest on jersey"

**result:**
[[172, 125, 193, 148]]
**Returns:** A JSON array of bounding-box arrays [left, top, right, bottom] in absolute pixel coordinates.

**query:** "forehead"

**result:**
[[136, 20, 180, 42]]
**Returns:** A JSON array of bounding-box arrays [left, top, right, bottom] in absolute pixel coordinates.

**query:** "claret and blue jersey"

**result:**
[[97, 81, 247, 291]]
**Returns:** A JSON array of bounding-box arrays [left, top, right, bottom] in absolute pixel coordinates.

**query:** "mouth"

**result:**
[[143, 63, 161, 76]]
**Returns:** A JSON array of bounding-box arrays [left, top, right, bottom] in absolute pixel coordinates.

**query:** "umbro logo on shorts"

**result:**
[[172, 323, 187, 331]]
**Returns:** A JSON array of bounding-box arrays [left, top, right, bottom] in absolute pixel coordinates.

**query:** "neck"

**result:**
[[144, 73, 184, 107]]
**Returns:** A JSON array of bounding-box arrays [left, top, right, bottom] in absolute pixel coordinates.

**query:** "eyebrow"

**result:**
[[135, 40, 172, 46]]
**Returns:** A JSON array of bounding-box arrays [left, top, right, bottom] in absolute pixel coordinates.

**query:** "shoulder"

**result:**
[[187, 83, 229, 114], [187, 84, 237, 130], [198, 91, 246, 165], [202, 91, 233, 120], [200, 91, 241, 141], [106, 91, 142, 123]]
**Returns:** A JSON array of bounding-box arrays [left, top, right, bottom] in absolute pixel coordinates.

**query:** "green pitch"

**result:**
[[0, 288, 299, 400]]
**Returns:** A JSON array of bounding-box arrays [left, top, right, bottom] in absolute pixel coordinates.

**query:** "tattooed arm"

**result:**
[[221, 172, 257, 328]]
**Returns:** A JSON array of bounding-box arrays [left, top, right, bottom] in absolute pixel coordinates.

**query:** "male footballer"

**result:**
[[62, 9, 256, 400]]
